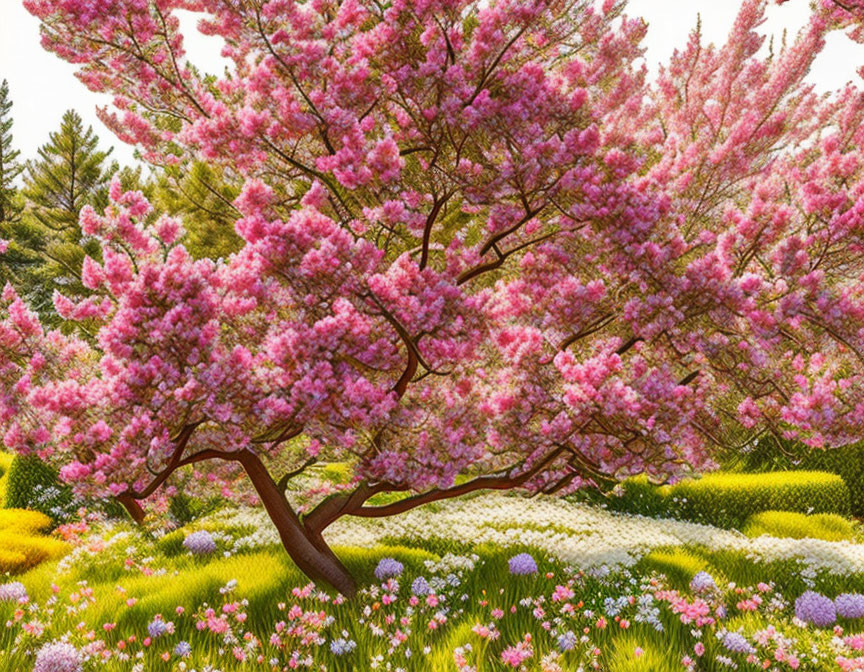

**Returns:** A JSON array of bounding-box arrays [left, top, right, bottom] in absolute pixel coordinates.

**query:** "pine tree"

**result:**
[[154, 161, 242, 260], [0, 79, 35, 287], [0, 80, 23, 224], [19, 110, 117, 320]]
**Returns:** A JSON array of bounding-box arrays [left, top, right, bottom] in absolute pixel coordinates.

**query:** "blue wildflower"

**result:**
[[508, 553, 538, 576], [374, 558, 404, 580]]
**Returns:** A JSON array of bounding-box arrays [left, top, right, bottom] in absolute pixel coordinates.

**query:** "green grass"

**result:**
[[0, 451, 14, 503], [743, 510, 855, 541], [636, 547, 720, 591], [613, 470, 850, 528], [1, 463, 862, 671], [607, 630, 683, 672]]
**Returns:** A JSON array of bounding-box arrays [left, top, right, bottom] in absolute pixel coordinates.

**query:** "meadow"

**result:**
[[3, 457, 864, 672]]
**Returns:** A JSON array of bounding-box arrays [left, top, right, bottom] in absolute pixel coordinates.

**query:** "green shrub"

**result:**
[[743, 510, 854, 541], [612, 475, 670, 518], [3, 455, 75, 524], [613, 471, 849, 529], [673, 471, 849, 528], [0, 452, 15, 502], [637, 548, 713, 590], [169, 492, 225, 525], [735, 436, 864, 517], [806, 446, 864, 517], [317, 462, 353, 484]]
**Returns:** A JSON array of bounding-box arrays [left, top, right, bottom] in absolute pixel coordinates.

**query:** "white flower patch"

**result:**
[[201, 494, 864, 575]]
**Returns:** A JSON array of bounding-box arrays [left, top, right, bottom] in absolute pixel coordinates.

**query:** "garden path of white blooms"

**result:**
[[203, 494, 864, 577]]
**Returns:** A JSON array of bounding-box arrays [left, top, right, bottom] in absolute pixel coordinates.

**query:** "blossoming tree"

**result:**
[[4, 0, 863, 595]]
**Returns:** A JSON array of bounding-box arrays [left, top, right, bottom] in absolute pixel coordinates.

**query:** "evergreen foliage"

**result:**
[[154, 161, 242, 260], [18, 110, 116, 321], [0, 80, 35, 287]]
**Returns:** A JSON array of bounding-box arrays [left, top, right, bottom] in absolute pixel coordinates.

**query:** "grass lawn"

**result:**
[[3, 492, 864, 671]]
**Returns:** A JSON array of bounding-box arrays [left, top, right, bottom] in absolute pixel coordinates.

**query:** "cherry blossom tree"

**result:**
[[4, 0, 864, 595]]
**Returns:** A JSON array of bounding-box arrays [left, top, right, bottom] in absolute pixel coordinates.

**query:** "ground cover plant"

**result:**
[[2, 0, 864, 669], [5, 491, 864, 671]]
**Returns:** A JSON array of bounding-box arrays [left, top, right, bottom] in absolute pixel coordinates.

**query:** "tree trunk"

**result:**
[[236, 450, 357, 598], [117, 494, 146, 525]]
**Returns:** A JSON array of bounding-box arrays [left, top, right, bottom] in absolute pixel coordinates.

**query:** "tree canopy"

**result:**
[[3, 0, 863, 594]]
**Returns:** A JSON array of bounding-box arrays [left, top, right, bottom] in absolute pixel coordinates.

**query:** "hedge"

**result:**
[[0, 531, 69, 574], [3, 454, 74, 524], [0, 452, 14, 502], [0, 509, 53, 535], [169, 492, 226, 525], [614, 471, 850, 529], [0, 507, 66, 574], [804, 446, 864, 517], [742, 510, 855, 542], [736, 437, 864, 517]]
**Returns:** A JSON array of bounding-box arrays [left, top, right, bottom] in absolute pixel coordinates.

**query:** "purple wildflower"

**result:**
[[795, 591, 836, 627], [374, 558, 404, 580], [33, 641, 82, 672], [722, 631, 756, 655], [330, 637, 357, 655], [508, 553, 538, 576], [558, 631, 578, 651], [689, 571, 717, 594], [411, 576, 430, 596], [0, 581, 27, 603], [835, 594, 864, 620], [174, 641, 192, 658], [183, 530, 217, 555], [148, 618, 169, 639]]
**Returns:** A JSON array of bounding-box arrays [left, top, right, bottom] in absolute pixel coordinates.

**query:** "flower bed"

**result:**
[[4, 541, 864, 672]]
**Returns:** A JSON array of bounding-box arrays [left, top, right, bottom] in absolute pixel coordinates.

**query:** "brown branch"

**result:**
[[365, 293, 437, 399], [478, 207, 543, 257], [419, 193, 451, 270], [559, 313, 615, 351], [456, 228, 560, 285], [127, 422, 201, 499], [277, 457, 318, 492], [303, 481, 401, 534], [127, 426, 244, 501], [347, 447, 565, 520], [678, 370, 701, 386], [616, 336, 643, 356]]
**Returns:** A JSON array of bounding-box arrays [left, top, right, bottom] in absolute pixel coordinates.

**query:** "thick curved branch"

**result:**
[[419, 193, 451, 270], [277, 457, 318, 492], [366, 293, 429, 399], [303, 481, 402, 534], [343, 447, 565, 521], [125, 423, 241, 500]]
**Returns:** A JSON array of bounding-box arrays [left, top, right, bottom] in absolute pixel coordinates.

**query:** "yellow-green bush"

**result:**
[[637, 548, 714, 590], [317, 462, 352, 484], [0, 549, 27, 573], [3, 454, 74, 523], [0, 509, 53, 535], [743, 510, 854, 541], [615, 471, 849, 529], [0, 451, 14, 502], [0, 531, 69, 574]]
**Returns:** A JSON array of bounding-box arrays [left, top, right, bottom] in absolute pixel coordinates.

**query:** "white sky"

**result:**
[[1, 0, 863, 169]]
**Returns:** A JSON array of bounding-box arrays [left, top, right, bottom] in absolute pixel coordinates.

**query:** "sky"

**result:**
[[1, 0, 863, 170]]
